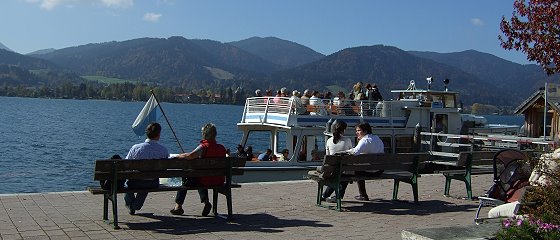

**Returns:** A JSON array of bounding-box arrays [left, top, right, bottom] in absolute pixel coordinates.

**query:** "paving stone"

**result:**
[[0, 175, 497, 240]]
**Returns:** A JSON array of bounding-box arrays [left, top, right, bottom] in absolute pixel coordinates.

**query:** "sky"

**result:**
[[2, 0, 532, 64]]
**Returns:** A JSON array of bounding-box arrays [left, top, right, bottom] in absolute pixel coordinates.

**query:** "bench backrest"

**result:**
[[321, 153, 428, 177], [456, 151, 496, 167], [93, 157, 246, 181]]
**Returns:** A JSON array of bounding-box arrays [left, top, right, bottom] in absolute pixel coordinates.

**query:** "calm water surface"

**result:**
[[0, 96, 523, 194], [0, 97, 243, 194]]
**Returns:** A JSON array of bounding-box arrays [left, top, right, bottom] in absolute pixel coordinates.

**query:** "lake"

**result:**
[[0, 96, 524, 194], [0, 96, 244, 194]]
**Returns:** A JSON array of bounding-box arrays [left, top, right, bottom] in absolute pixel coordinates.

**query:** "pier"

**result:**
[[1, 174, 497, 240]]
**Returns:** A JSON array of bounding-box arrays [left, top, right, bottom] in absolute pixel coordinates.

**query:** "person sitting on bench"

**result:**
[[124, 122, 169, 215], [346, 122, 384, 201], [170, 123, 227, 216], [321, 120, 353, 202]]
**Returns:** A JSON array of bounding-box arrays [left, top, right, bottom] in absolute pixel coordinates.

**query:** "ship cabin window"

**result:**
[[298, 134, 326, 162], [431, 93, 457, 108], [245, 130, 271, 160], [443, 94, 456, 108], [245, 130, 292, 161], [275, 131, 288, 159]]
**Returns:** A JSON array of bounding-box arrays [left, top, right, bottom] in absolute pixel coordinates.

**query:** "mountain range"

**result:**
[[1, 36, 559, 107]]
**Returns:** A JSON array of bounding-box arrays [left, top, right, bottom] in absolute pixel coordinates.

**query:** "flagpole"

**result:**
[[150, 90, 185, 153]]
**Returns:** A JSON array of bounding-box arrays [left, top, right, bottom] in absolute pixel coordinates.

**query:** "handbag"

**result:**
[[99, 154, 126, 190]]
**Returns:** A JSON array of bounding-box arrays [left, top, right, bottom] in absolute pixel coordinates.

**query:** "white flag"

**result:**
[[132, 94, 162, 136]]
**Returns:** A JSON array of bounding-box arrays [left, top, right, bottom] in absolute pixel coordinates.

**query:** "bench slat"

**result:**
[[87, 184, 242, 195], [95, 157, 246, 172], [94, 168, 245, 181]]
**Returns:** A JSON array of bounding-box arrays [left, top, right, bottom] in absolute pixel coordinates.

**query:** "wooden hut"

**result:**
[[514, 87, 560, 139]]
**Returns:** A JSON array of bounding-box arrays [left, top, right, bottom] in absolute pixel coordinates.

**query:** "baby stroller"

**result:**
[[474, 149, 532, 223]]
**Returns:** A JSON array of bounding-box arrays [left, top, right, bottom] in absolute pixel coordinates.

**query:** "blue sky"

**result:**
[[2, 0, 531, 64]]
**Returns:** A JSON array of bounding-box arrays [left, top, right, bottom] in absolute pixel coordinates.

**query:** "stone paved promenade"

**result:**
[[0, 174, 495, 240]]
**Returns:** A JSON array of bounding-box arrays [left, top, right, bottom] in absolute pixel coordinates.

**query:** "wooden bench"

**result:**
[[87, 157, 246, 229], [307, 152, 428, 211], [428, 151, 496, 200]]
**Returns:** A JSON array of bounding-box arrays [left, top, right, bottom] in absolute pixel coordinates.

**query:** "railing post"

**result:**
[[263, 97, 270, 123]]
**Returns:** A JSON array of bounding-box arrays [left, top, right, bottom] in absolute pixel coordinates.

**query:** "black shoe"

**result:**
[[170, 208, 184, 215], [126, 205, 135, 215], [202, 202, 212, 216], [326, 197, 337, 203], [354, 195, 369, 201]]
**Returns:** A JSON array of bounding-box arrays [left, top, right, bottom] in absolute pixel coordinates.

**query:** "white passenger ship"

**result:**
[[234, 80, 520, 183]]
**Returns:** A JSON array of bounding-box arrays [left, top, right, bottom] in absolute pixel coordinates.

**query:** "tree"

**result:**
[[499, 0, 560, 75]]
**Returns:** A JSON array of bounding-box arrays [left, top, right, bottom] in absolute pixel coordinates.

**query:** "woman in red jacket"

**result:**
[[170, 123, 227, 216]]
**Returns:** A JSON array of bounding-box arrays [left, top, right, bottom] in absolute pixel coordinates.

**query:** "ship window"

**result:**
[[443, 95, 456, 108], [298, 134, 326, 162], [276, 130, 288, 155], [245, 130, 272, 158]]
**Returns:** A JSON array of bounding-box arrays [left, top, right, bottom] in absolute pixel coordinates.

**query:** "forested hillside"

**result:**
[[1, 36, 557, 110]]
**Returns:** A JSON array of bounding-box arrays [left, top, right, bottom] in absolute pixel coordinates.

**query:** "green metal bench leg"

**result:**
[[334, 184, 341, 211], [103, 193, 109, 220], [392, 179, 400, 201], [444, 176, 452, 196], [412, 177, 419, 203], [316, 183, 324, 205], [212, 189, 219, 216], [111, 193, 120, 229], [465, 176, 473, 200], [226, 188, 233, 220]]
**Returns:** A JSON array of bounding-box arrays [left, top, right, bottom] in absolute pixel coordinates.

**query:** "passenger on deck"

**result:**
[[322, 120, 353, 202], [258, 149, 273, 161], [246, 146, 254, 161], [280, 87, 288, 97], [324, 91, 332, 101], [350, 82, 365, 101], [124, 122, 169, 215], [333, 91, 345, 106], [290, 90, 307, 115], [346, 122, 384, 201], [279, 149, 290, 161], [170, 123, 226, 217], [309, 90, 321, 105], [301, 89, 311, 105], [273, 90, 282, 103], [255, 89, 262, 97], [366, 83, 383, 101], [309, 90, 327, 116], [234, 144, 247, 158]]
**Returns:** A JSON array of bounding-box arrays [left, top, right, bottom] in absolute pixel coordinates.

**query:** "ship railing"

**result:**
[[419, 131, 555, 154], [241, 97, 294, 123], [241, 97, 404, 124], [312, 99, 386, 117]]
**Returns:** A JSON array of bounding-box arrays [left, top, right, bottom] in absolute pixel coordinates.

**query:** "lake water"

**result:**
[[0, 96, 244, 194], [0, 96, 524, 194]]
